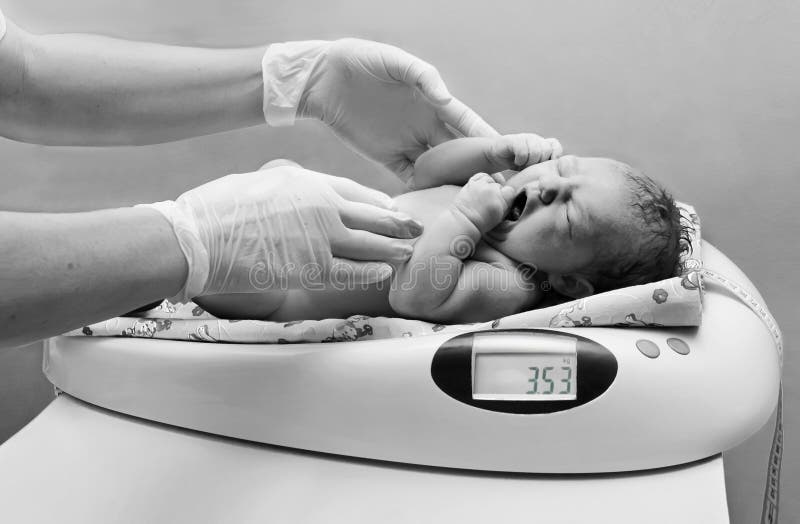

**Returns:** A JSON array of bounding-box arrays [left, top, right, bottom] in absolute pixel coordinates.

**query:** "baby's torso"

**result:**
[[272, 186, 521, 321]]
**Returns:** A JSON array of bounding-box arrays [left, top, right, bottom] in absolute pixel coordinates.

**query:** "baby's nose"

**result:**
[[537, 173, 569, 205]]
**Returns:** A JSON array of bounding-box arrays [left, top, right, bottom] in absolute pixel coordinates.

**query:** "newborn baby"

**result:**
[[196, 135, 683, 323]]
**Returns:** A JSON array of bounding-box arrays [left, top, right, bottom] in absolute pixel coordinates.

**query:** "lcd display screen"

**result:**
[[472, 333, 577, 401]]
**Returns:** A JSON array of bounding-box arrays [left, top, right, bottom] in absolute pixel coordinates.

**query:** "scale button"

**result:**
[[635, 339, 660, 359], [667, 338, 691, 355]]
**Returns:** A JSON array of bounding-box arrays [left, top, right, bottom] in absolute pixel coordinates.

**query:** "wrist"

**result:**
[[296, 50, 327, 121], [261, 40, 331, 126], [134, 202, 208, 303], [484, 138, 515, 171], [447, 207, 483, 252]]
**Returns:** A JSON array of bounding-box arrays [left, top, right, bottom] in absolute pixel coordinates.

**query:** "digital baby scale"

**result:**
[[0, 242, 782, 523]]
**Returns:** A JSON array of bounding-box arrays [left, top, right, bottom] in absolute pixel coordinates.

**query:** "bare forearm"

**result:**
[[0, 208, 186, 348], [413, 137, 501, 189], [0, 20, 265, 145]]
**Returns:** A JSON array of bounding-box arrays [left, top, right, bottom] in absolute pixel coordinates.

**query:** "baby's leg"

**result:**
[[194, 290, 288, 321]]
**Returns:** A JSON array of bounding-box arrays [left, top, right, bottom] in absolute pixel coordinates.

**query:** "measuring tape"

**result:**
[[700, 269, 783, 524]]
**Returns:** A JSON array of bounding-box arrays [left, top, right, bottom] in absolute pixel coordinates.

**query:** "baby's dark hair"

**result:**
[[589, 166, 687, 293]]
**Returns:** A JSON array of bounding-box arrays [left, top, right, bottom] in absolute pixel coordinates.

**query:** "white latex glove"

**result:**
[[0, 8, 6, 42], [262, 38, 498, 185], [140, 166, 423, 303]]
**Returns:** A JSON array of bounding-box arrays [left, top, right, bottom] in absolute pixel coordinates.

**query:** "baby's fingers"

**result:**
[[467, 172, 495, 185], [489, 172, 506, 184], [507, 133, 551, 167], [500, 184, 516, 204], [487, 185, 516, 229], [512, 134, 534, 166], [533, 137, 563, 163], [547, 138, 564, 159]]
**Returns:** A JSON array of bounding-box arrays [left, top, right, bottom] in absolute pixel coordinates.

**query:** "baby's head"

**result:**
[[485, 155, 684, 298]]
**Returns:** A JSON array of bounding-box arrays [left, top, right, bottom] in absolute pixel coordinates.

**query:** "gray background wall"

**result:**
[[0, 1, 796, 522]]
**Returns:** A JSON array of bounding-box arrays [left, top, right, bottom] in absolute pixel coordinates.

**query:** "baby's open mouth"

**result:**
[[506, 192, 528, 222]]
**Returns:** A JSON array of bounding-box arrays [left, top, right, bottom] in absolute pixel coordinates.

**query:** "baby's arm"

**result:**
[[413, 137, 500, 189], [389, 174, 539, 323], [413, 134, 562, 189]]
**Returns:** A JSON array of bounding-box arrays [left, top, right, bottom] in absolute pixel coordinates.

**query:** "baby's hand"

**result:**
[[488, 134, 563, 170], [453, 173, 516, 233]]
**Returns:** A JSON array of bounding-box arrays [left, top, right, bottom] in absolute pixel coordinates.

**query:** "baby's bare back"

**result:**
[[196, 186, 466, 321]]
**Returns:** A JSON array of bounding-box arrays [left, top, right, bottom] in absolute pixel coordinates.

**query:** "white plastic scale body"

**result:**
[[0, 242, 781, 523]]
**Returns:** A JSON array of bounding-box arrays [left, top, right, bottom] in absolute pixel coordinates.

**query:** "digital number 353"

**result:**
[[526, 366, 572, 395]]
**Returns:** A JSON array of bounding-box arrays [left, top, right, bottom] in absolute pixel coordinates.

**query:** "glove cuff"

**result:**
[[136, 201, 210, 304], [261, 40, 330, 127], [0, 8, 7, 42]]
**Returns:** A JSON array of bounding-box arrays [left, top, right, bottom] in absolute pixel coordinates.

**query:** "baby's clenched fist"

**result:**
[[453, 173, 516, 233], [487, 133, 562, 170]]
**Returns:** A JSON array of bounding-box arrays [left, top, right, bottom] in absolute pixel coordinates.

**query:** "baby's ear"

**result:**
[[548, 274, 595, 299]]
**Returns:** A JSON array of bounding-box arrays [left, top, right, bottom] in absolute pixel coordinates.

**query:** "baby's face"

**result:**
[[485, 155, 633, 276]]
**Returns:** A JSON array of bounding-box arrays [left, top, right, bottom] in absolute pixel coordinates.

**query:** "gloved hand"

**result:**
[[140, 166, 423, 303], [0, 8, 7, 41], [262, 38, 498, 185], [486, 134, 563, 170]]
